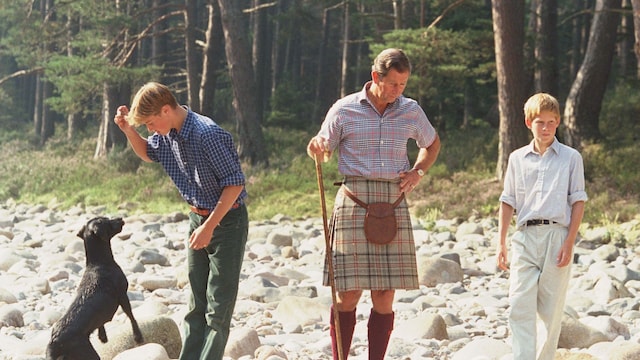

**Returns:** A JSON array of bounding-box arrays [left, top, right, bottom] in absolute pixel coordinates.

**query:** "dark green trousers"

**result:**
[[179, 204, 248, 360]]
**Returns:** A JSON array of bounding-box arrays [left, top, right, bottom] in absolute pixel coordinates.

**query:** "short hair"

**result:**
[[128, 82, 179, 126], [523, 93, 560, 122], [371, 48, 412, 78]]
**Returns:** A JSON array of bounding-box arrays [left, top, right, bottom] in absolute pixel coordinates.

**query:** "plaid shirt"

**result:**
[[317, 82, 437, 180], [146, 108, 246, 210]]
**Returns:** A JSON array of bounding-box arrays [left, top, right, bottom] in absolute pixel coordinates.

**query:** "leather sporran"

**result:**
[[343, 188, 404, 245], [364, 202, 398, 244]]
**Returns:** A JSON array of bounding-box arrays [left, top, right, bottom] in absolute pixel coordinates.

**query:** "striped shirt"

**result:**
[[499, 138, 588, 228], [146, 108, 246, 210], [317, 82, 437, 179]]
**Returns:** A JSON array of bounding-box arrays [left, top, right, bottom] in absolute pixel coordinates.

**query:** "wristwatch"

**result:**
[[414, 168, 425, 177]]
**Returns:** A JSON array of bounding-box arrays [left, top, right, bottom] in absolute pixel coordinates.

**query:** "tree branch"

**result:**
[[243, 2, 278, 13], [427, 0, 467, 30], [0, 67, 44, 86], [103, 9, 184, 67]]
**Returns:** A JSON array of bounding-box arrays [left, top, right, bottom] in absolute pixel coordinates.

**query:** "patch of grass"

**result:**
[[244, 152, 341, 220], [411, 169, 502, 221], [0, 135, 183, 214]]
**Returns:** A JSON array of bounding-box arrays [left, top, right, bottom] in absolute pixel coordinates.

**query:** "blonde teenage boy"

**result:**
[[114, 82, 248, 360], [497, 92, 587, 360]]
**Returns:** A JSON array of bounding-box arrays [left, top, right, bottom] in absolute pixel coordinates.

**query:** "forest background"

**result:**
[[0, 0, 639, 230]]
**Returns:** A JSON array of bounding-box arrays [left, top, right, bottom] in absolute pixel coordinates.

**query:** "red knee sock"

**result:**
[[367, 309, 394, 360], [330, 305, 356, 360]]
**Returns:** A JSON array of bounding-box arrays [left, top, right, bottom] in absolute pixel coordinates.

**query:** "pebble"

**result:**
[[0, 200, 640, 359]]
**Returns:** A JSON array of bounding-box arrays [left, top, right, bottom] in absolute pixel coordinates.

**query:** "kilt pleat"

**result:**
[[323, 176, 419, 291]]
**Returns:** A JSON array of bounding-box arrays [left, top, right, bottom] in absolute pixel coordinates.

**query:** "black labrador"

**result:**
[[46, 217, 143, 360]]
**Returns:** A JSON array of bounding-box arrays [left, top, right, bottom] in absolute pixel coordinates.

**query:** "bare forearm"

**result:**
[[123, 128, 152, 162], [496, 202, 514, 270], [566, 201, 585, 245], [202, 185, 244, 230], [414, 135, 441, 172], [498, 202, 514, 246]]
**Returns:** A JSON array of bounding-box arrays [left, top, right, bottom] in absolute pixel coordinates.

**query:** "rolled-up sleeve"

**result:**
[[317, 102, 343, 153], [499, 153, 517, 210], [568, 152, 588, 205], [205, 130, 245, 188]]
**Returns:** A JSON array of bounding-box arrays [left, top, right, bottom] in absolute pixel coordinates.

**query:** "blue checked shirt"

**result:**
[[146, 108, 247, 210], [317, 82, 437, 180]]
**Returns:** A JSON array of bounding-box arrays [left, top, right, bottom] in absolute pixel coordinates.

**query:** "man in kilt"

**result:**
[[307, 48, 441, 360]]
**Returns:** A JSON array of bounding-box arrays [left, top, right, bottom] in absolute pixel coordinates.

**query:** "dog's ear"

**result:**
[[77, 217, 99, 238], [77, 224, 87, 238]]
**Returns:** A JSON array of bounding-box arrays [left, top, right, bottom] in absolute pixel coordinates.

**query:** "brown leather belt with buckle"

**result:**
[[190, 202, 240, 216], [190, 206, 211, 216]]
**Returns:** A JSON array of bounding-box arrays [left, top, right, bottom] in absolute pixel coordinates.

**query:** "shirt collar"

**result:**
[[358, 81, 401, 110], [356, 82, 371, 104], [169, 106, 194, 141], [525, 137, 560, 155]]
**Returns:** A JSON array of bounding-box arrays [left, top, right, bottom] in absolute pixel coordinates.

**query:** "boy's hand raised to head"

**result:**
[[114, 105, 132, 131]]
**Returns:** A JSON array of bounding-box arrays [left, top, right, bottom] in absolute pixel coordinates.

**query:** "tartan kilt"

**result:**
[[323, 176, 419, 291]]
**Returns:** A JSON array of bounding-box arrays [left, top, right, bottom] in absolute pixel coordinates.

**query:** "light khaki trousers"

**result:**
[[508, 224, 571, 360]]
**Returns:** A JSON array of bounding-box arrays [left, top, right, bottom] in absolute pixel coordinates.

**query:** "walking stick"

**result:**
[[314, 153, 345, 360]]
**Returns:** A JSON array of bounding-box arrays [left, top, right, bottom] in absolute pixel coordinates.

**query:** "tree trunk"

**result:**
[[95, 83, 128, 158], [618, 0, 633, 76], [353, 1, 367, 88], [110, 84, 130, 150], [492, 0, 528, 180], [93, 82, 129, 159], [67, 113, 80, 141], [570, 0, 588, 78], [286, 1, 302, 87], [66, 9, 79, 141], [393, 0, 402, 30], [40, 78, 55, 146], [630, 0, 640, 78], [40, 0, 56, 146], [313, 6, 333, 123], [33, 74, 42, 137], [184, 0, 200, 110], [199, 0, 224, 117], [217, 0, 268, 166], [534, 0, 559, 95], [152, 0, 167, 67], [95, 82, 111, 159], [271, 0, 287, 94], [564, 0, 621, 150], [340, 0, 350, 98], [251, 0, 269, 124]]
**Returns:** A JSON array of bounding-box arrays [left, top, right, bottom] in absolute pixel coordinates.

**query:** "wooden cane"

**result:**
[[314, 153, 345, 360]]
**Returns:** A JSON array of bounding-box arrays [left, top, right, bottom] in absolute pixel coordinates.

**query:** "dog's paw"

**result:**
[[98, 326, 108, 343], [134, 331, 144, 344]]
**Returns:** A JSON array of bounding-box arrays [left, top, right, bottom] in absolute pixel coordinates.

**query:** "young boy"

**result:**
[[497, 92, 587, 360], [114, 82, 248, 360]]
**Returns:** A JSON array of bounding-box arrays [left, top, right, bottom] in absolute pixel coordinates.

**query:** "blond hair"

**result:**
[[128, 82, 179, 126], [523, 93, 560, 122]]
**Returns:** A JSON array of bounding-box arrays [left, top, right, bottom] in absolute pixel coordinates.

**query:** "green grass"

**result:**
[[0, 123, 638, 226]]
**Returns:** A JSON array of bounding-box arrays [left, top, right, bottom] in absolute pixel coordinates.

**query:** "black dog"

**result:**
[[46, 217, 143, 360]]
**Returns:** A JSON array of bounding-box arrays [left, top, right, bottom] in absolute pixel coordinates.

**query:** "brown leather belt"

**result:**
[[190, 202, 240, 216]]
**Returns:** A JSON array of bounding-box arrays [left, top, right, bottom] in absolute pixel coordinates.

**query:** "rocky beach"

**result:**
[[1, 199, 640, 359]]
